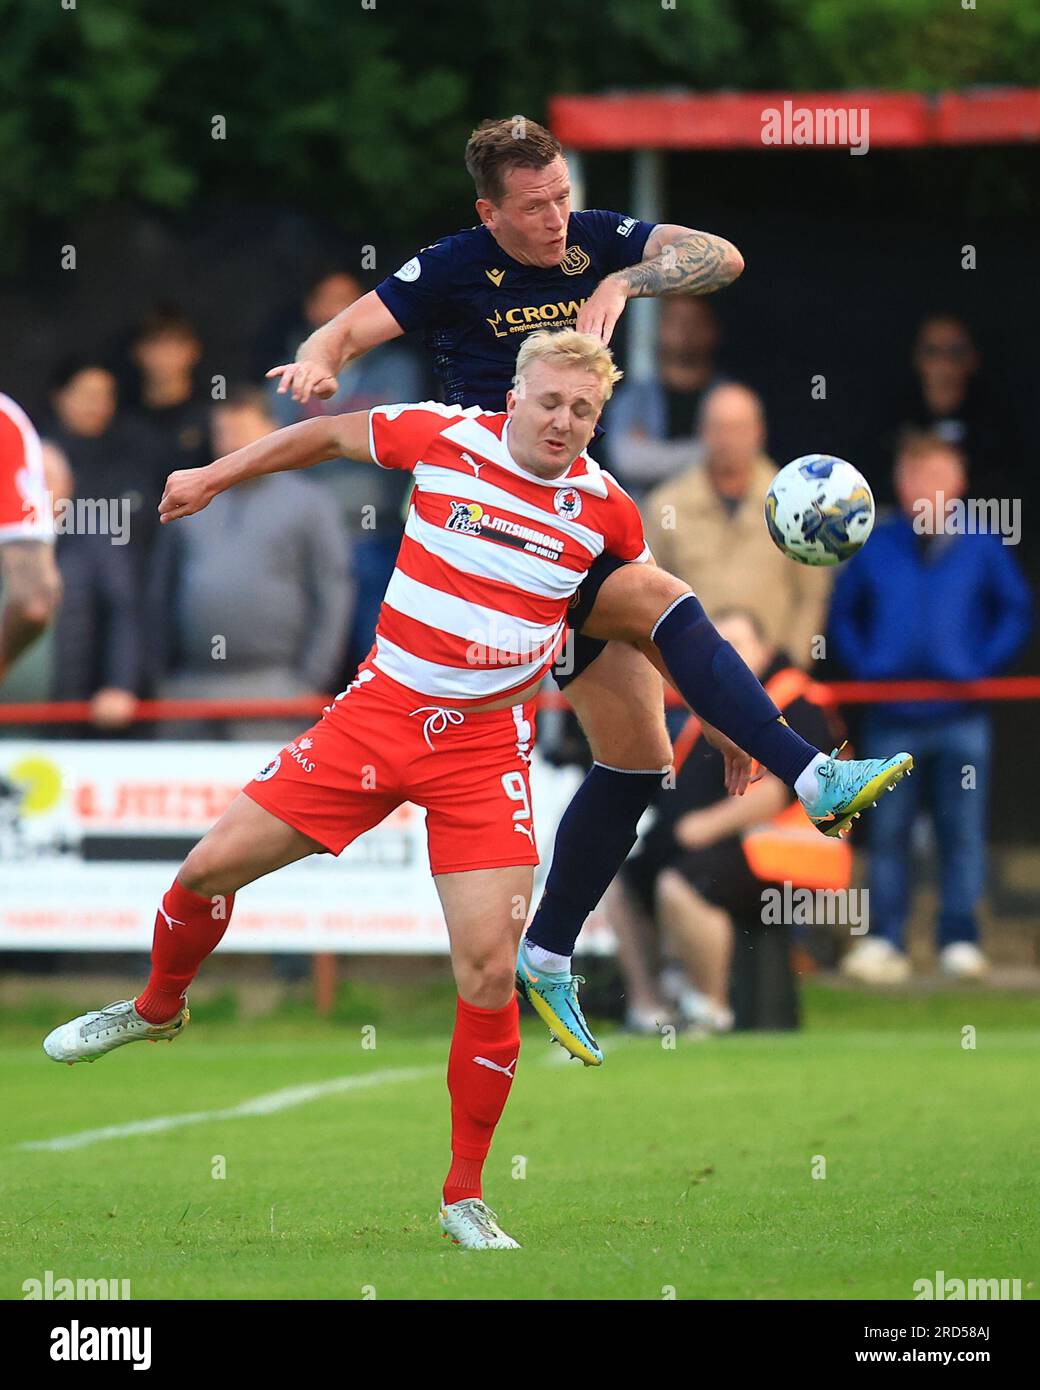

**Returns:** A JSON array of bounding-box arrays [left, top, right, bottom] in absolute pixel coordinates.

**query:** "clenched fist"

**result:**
[[159, 467, 219, 524]]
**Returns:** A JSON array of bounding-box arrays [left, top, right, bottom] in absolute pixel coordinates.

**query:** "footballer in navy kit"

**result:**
[[269, 116, 911, 1068], [372, 207, 658, 412]]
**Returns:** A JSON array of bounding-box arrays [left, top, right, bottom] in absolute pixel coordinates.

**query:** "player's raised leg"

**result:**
[[520, 639, 670, 1067], [437, 865, 531, 1250], [521, 560, 912, 1064], [585, 562, 913, 839], [42, 795, 323, 1063]]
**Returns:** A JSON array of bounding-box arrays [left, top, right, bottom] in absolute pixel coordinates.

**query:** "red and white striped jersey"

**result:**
[[366, 401, 650, 704], [0, 393, 51, 544]]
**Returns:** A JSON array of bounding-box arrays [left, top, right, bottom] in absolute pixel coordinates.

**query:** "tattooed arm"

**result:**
[[576, 224, 744, 344]]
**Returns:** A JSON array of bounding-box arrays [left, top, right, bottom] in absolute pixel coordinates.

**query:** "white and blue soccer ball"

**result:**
[[765, 454, 875, 567]]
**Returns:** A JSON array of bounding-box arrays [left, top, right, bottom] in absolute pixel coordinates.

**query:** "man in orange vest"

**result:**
[[618, 609, 844, 1033]]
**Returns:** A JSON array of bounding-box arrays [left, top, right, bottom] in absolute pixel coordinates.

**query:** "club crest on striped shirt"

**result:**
[[553, 486, 582, 520]]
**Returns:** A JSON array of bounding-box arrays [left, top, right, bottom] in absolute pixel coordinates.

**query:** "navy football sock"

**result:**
[[525, 764, 661, 958], [652, 594, 819, 787]]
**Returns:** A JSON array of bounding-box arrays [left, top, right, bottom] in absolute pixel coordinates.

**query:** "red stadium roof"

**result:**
[[549, 88, 1040, 149]]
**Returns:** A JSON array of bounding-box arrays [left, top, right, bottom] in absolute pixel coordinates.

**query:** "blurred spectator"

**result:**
[[148, 387, 352, 741], [254, 268, 367, 381], [614, 611, 843, 1033], [604, 297, 723, 500], [644, 383, 832, 669], [127, 306, 212, 479], [876, 314, 1020, 506], [266, 268, 423, 677], [45, 360, 170, 727], [830, 433, 1032, 983]]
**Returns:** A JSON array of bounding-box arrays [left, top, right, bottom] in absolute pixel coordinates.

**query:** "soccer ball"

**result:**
[[764, 454, 875, 567]]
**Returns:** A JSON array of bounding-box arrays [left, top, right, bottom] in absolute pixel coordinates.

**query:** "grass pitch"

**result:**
[[1, 984, 1037, 1300]]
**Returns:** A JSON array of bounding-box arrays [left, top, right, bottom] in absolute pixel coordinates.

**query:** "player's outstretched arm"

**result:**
[[265, 292, 405, 405], [158, 412, 376, 524], [577, 223, 744, 343]]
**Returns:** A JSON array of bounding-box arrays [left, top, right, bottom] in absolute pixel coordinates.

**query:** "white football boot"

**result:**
[[939, 942, 990, 980], [439, 1198, 520, 1249], [43, 999, 189, 1064], [840, 938, 912, 985]]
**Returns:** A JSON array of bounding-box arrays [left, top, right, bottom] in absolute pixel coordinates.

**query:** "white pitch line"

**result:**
[[21, 1030, 631, 1153], [19, 1065, 439, 1153]]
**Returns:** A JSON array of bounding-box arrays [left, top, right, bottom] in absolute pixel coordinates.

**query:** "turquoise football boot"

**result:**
[[799, 746, 914, 838], [516, 939, 603, 1067]]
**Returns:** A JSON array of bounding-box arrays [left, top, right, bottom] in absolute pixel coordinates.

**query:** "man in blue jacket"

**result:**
[[830, 433, 1031, 981]]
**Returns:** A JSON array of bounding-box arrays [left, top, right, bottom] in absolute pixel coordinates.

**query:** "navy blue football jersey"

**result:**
[[374, 210, 655, 411]]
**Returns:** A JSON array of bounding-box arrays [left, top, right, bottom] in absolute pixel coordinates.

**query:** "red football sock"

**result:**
[[135, 879, 234, 1023], [443, 993, 520, 1207]]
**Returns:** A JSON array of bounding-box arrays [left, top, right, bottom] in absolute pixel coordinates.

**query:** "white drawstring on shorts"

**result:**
[[411, 705, 465, 749]]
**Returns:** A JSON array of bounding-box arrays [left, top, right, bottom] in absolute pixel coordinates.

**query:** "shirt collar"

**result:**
[[500, 418, 608, 497]]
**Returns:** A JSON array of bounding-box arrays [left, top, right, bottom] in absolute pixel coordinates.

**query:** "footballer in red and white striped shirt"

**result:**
[[366, 398, 649, 704], [51, 330, 653, 1252]]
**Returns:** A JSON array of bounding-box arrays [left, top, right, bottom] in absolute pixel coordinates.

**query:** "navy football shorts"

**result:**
[[553, 552, 631, 690]]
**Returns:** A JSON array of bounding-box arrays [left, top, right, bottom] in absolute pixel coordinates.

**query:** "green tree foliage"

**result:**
[[0, 0, 1036, 257]]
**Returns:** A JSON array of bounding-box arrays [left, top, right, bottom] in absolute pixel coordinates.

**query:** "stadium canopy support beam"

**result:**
[[629, 148, 663, 384]]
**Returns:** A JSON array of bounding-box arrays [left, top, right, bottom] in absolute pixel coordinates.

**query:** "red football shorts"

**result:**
[[243, 664, 539, 875]]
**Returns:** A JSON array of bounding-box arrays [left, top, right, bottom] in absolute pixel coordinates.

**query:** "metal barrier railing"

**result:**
[[1, 676, 1039, 725]]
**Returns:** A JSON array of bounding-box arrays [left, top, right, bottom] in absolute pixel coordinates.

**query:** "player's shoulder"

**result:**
[[568, 460, 641, 523], [0, 391, 42, 462], [377, 399, 497, 425], [0, 391, 34, 429], [598, 464, 639, 508], [374, 399, 506, 449], [393, 224, 491, 276], [571, 208, 650, 245]]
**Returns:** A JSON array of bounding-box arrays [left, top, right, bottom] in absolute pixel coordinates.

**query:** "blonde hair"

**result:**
[[514, 329, 623, 402]]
